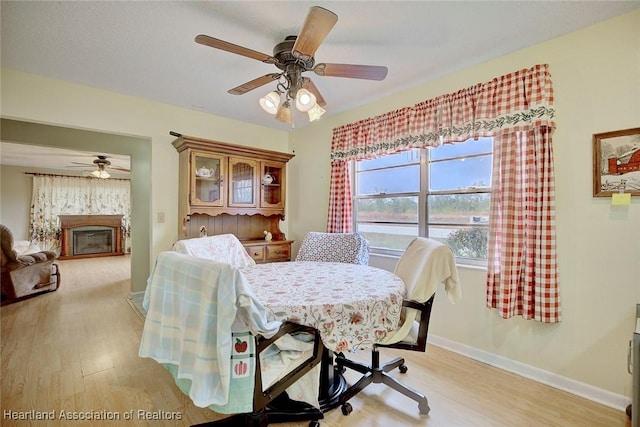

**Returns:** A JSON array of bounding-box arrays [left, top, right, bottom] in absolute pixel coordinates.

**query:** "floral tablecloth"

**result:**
[[241, 261, 405, 352]]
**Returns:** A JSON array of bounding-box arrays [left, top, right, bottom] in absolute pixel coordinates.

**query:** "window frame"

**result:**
[[353, 139, 492, 267]]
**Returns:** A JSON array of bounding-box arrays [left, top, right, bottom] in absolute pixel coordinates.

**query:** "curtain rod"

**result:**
[[24, 172, 131, 181]]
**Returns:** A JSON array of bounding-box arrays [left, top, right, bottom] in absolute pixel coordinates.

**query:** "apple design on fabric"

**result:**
[[234, 360, 248, 376], [235, 338, 248, 353]]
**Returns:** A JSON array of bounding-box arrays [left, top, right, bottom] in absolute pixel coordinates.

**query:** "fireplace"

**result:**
[[59, 215, 124, 259], [72, 226, 114, 256]]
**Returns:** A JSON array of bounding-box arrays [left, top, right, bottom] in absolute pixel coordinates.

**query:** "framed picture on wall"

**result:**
[[592, 127, 640, 197]]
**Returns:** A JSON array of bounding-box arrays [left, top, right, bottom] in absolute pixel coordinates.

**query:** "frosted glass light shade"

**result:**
[[259, 91, 280, 115], [92, 169, 110, 179], [275, 101, 292, 124], [295, 88, 317, 112], [307, 104, 326, 122]]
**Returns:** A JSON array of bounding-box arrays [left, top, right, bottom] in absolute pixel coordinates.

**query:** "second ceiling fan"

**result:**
[[68, 155, 130, 179], [195, 6, 388, 123]]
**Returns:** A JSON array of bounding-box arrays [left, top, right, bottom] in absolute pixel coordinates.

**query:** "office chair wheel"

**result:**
[[399, 364, 408, 373], [341, 402, 353, 416], [309, 421, 320, 427]]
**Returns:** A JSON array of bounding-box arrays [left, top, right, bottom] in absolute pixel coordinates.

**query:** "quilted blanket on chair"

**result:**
[[138, 251, 281, 411], [171, 234, 256, 269]]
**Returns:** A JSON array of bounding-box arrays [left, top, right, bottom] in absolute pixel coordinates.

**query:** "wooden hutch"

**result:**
[[171, 133, 295, 263]]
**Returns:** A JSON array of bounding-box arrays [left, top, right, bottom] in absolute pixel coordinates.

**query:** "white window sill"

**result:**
[[369, 251, 487, 272]]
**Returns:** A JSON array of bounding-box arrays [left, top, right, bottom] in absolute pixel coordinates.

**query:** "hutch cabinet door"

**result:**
[[190, 151, 225, 207], [228, 157, 259, 208], [260, 161, 286, 209]]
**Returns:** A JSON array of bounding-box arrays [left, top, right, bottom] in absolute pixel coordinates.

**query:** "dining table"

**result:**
[[240, 260, 405, 411]]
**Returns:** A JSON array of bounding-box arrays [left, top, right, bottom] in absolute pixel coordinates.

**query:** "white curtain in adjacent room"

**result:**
[[29, 175, 131, 254]]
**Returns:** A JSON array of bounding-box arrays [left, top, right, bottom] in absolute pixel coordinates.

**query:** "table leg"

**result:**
[[317, 347, 348, 413]]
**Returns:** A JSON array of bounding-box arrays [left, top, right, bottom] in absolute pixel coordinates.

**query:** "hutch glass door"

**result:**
[[261, 161, 285, 208], [191, 152, 224, 206], [229, 157, 258, 207]]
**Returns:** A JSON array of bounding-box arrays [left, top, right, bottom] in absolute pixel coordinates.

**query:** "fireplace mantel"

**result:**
[[59, 215, 124, 259]]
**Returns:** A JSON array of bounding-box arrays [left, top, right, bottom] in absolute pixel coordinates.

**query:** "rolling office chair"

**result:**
[[335, 237, 461, 416], [295, 232, 369, 265]]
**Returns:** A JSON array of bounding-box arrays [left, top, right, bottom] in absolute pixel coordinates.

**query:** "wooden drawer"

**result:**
[[266, 243, 290, 261], [247, 245, 266, 262], [242, 240, 292, 263]]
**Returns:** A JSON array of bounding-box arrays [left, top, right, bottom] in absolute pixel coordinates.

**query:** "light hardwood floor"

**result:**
[[1, 256, 631, 426]]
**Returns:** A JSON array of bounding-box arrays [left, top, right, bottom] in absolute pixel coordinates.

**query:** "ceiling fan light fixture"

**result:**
[[259, 91, 281, 115], [195, 7, 389, 126], [92, 169, 110, 179], [307, 103, 326, 122], [295, 88, 316, 112], [275, 101, 292, 124]]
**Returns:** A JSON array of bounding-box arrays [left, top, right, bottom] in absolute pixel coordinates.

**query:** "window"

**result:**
[[354, 137, 493, 264]]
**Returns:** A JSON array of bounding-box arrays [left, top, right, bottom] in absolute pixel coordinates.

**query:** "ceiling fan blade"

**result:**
[[313, 63, 388, 81], [301, 78, 326, 107], [109, 166, 130, 172], [228, 73, 281, 95], [195, 35, 278, 64], [292, 6, 338, 62], [69, 162, 93, 167]]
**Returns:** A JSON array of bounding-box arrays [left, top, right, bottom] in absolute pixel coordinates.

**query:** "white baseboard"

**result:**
[[129, 290, 144, 300], [428, 334, 631, 412], [127, 291, 146, 318]]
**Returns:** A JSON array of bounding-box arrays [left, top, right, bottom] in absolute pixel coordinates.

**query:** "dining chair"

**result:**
[[140, 251, 324, 427], [295, 231, 370, 265], [172, 233, 256, 269], [335, 237, 461, 416]]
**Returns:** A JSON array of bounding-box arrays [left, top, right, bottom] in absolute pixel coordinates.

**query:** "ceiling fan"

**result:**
[[195, 6, 388, 124], [67, 155, 130, 179]]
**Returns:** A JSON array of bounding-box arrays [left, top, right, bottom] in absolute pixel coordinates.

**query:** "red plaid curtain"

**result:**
[[328, 64, 560, 322], [327, 160, 353, 232], [486, 128, 560, 322]]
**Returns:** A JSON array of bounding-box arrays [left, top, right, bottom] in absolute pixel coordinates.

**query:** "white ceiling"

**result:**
[[1, 1, 638, 169], [0, 142, 131, 176]]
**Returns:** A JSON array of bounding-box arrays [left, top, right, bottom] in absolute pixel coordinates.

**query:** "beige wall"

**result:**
[[0, 165, 35, 238], [1, 8, 638, 406], [289, 9, 640, 404]]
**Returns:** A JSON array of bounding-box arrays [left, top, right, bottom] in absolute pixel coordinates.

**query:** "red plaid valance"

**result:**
[[331, 64, 555, 161]]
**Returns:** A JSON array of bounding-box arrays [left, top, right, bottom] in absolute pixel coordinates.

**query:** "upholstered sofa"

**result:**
[[1, 224, 60, 305]]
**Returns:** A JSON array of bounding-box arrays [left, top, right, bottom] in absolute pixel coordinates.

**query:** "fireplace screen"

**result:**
[[72, 227, 114, 256]]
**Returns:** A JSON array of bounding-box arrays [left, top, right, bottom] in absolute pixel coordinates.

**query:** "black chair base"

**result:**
[[191, 393, 323, 427], [335, 348, 430, 416]]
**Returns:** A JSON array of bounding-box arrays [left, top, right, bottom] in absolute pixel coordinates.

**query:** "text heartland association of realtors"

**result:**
[[3, 409, 182, 421]]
